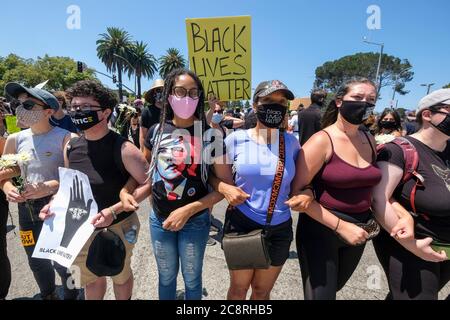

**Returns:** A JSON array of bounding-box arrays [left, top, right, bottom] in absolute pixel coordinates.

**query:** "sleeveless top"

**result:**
[[16, 126, 69, 185], [66, 130, 132, 225], [313, 130, 382, 214]]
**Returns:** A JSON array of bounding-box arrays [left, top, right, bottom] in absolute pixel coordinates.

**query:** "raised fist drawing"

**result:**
[[60, 175, 93, 248]]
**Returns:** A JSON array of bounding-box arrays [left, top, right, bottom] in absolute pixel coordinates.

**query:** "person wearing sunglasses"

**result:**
[[141, 79, 165, 152], [372, 89, 450, 300], [1, 82, 78, 300], [207, 96, 245, 138]]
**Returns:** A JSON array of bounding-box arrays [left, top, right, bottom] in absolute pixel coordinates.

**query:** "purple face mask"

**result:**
[[168, 95, 198, 119]]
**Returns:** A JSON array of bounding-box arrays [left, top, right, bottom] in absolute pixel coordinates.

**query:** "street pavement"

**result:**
[[5, 199, 450, 300]]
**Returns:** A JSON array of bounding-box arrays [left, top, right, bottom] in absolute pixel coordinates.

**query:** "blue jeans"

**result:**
[[150, 209, 210, 300]]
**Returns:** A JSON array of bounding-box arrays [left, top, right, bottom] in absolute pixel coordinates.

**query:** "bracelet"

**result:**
[[334, 218, 341, 233], [301, 185, 313, 192], [109, 207, 118, 220]]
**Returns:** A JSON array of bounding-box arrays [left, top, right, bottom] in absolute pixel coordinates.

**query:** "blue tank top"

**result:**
[[225, 130, 300, 225]]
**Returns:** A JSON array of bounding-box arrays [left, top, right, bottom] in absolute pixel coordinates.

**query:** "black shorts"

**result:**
[[224, 207, 293, 267]]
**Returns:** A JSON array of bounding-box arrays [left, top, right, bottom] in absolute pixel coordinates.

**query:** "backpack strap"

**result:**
[[387, 137, 425, 217]]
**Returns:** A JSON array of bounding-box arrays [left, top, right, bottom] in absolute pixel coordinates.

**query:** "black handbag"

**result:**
[[222, 132, 285, 270]]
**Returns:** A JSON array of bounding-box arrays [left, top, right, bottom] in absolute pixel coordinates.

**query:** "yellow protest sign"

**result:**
[[186, 16, 251, 102], [5, 115, 20, 134]]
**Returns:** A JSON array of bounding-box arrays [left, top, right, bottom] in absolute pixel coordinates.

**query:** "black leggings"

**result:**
[[18, 198, 79, 299], [373, 229, 450, 300], [0, 197, 11, 299], [296, 213, 366, 300]]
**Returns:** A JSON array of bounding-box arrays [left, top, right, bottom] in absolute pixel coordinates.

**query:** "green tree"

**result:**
[[96, 27, 133, 101], [126, 41, 157, 98], [158, 48, 186, 79], [314, 52, 413, 96], [0, 54, 95, 92], [244, 100, 251, 109], [444, 83, 450, 89]]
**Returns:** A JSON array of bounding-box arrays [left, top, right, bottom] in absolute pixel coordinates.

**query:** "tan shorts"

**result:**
[[72, 212, 140, 287]]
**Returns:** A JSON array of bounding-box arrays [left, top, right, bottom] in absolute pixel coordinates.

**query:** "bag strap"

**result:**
[[265, 132, 286, 228]]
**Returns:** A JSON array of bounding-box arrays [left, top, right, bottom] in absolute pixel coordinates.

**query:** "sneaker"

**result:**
[[209, 224, 219, 233], [206, 237, 216, 246]]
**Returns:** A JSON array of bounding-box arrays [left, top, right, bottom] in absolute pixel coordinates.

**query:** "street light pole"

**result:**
[[113, 53, 137, 99], [363, 39, 384, 95], [421, 83, 435, 95]]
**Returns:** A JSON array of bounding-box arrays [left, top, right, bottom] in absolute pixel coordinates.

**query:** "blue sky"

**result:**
[[1, 0, 449, 111]]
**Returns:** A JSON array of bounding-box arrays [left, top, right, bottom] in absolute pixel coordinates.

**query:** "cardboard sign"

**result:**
[[186, 16, 251, 101]]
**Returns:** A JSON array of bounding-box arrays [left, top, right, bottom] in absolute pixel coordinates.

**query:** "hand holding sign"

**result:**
[[60, 175, 93, 248]]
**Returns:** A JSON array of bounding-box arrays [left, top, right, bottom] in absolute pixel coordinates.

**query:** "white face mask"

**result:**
[[212, 113, 224, 124], [16, 105, 46, 128]]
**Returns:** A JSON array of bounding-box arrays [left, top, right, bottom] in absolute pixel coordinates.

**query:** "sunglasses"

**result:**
[[214, 110, 224, 114], [20, 99, 50, 111]]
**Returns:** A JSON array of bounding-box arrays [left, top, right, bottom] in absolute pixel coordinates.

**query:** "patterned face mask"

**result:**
[[16, 105, 46, 128]]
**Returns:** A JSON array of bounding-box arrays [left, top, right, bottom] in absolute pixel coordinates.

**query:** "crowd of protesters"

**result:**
[[0, 69, 448, 301]]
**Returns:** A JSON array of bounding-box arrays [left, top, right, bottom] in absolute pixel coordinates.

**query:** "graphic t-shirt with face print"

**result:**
[[377, 137, 450, 242], [145, 121, 220, 219]]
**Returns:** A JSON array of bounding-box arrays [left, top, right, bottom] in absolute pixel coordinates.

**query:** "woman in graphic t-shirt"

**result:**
[[372, 89, 450, 300]]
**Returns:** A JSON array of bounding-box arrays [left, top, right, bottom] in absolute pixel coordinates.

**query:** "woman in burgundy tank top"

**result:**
[[286, 78, 382, 300]]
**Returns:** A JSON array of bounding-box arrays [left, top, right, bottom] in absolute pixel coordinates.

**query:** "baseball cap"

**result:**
[[86, 229, 125, 277], [417, 89, 450, 113], [253, 80, 294, 102], [4, 82, 60, 111]]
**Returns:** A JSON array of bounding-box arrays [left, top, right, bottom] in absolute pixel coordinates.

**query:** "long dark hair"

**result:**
[[321, 77, 377, 129], [374, 108, 402, 134], [148, 68, 208, 186]]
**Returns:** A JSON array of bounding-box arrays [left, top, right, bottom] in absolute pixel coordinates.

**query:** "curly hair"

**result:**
[[66, 80, 118, 110]]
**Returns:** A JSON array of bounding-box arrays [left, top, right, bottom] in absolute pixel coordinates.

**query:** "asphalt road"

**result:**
[[5, 199, 450, 300]]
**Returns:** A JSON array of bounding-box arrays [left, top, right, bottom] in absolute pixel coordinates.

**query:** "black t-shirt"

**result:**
[[67, 130, 132, 226], [377, 136, 450, 242], [145, 121, 217, 219], [298, 104, 322, 146], [129, 124, 140, 149], [140, 105, 161, 130]]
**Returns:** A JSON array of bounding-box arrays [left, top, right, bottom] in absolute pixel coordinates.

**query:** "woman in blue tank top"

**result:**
[[212, 80, 300, 300]]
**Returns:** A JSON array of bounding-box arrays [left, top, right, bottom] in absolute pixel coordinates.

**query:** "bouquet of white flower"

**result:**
[[375, 134, 396, 145], [115, 104, 137, 134], [0, 152, 35, 222]]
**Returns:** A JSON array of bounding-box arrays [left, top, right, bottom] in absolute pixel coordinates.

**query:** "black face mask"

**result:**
[[339, 101, 375, 125], [431, 111, 450, 136], [70, 110, 102, 131], [379, 120, 398, 130], [256, 104, 287, 128]]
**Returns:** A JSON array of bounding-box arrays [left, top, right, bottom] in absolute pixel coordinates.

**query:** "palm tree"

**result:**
[[158, 48, 186, 79], [126, 41, 157, 98], [96, 27, 133, 101]]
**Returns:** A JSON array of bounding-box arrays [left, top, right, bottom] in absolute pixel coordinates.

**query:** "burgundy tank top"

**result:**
[[313, 130, 382, 214]]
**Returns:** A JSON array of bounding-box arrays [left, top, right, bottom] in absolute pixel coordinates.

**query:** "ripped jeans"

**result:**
[[150, 209, 210, 300]]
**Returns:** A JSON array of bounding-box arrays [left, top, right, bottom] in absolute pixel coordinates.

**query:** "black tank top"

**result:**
[[67, 130, 132, 225]]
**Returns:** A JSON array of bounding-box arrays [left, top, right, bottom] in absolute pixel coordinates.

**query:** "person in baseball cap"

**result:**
[[416, 88, 450, 136], [4, 82, 60, 129], [5, 82, 60, 110], [252, 80, 294, 129]]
